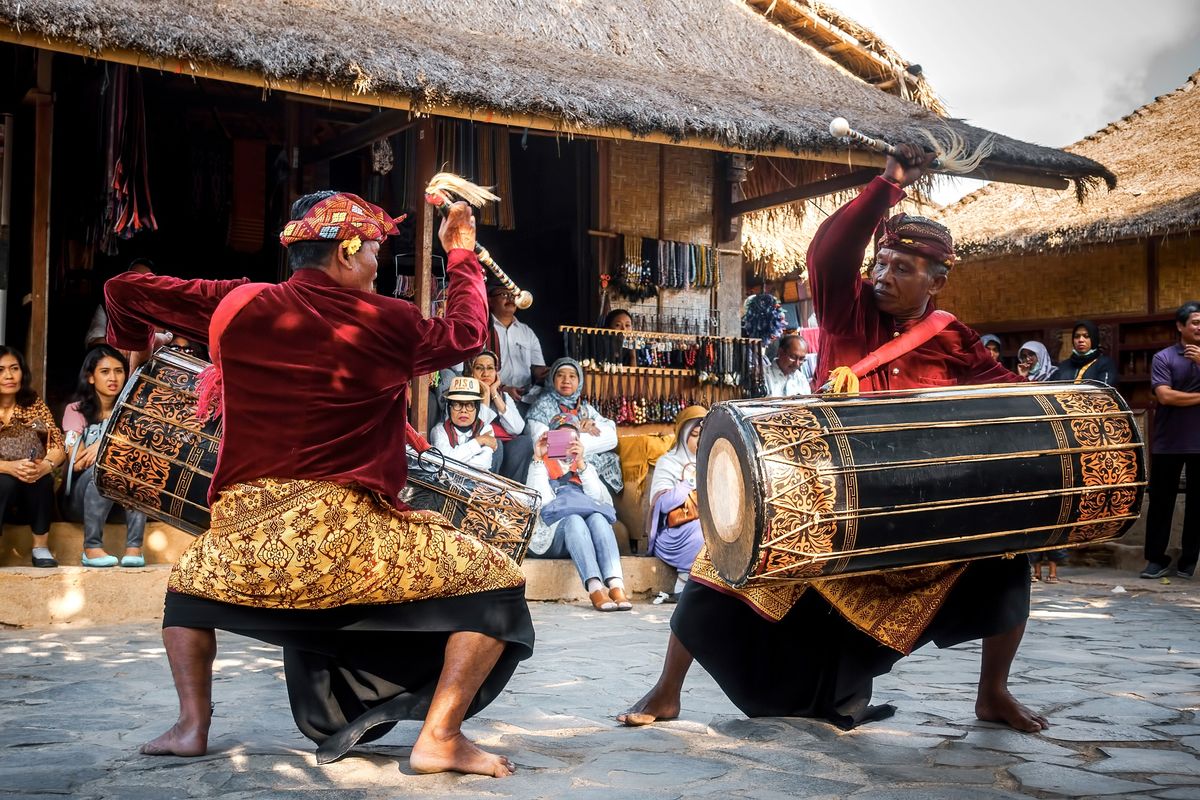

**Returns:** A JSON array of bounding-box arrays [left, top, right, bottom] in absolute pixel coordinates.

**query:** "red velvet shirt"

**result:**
[[808, 177, 1023, 390], [105, 250, 488, 504]]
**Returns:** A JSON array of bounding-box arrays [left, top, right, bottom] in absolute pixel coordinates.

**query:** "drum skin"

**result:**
[[95, 349, 219, 536], [698, 382, 1146, 587], [96, 350, 538, 563]]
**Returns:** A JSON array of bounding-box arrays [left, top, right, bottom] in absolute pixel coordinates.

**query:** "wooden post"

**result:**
[[408, 118, 437, 434], [27, 52, 53, 397]]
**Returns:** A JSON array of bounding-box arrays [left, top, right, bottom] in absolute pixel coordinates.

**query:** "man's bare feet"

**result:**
[[139, 722, 209, 756], [975, 689, 1049, 732], [410, 729, 513, 777], [616, 687, 681, 727]]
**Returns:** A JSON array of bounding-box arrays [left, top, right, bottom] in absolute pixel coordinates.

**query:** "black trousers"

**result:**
[[0, 473, 54, 535], [1144, 453, 1198, 569]]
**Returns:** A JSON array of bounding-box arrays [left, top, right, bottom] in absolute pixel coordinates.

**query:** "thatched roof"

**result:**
[[745, 0, 947, 115], [0, 0, 1111, 188], [939, 69, 1200, 259]]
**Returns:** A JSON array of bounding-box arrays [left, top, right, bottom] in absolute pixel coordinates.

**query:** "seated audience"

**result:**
[[62, 345, 148, 567], [489, 283, 548, 403], [430, 376, 500, 472], [0, 346, 66, 567], [980, 334, 1002, 362], [526, 417, 629, 612], [527, 358, 623, 494], [1051, 320, 1118, 386], [647, 405, 708, 602], [762, 333, 812, 396], [1017, 341, 1055, 381], [468, 349, 532, 480]]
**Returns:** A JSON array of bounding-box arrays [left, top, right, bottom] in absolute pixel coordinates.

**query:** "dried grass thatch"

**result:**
[[938, 70, 1200, 259], [0, 0, 1109, 186], [747, 0, 947, 115]]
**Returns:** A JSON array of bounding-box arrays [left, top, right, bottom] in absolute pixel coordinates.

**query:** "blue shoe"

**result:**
[[120, 555, 146, 568], [81, 554, 119, 568]]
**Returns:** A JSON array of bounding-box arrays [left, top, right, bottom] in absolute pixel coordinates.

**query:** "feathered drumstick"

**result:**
[[829, 118, 993, 174], [424, 172, 533, 309]]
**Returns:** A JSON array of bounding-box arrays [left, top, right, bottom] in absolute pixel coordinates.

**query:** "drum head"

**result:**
[[697, 405, 761, 585]]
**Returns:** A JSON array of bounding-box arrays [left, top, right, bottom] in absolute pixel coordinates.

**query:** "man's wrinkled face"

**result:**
[[775, 338, 806, 376], [871, 248, 945, 319]]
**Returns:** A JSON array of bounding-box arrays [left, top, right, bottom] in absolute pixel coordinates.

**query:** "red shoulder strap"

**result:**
[[847, 310, 956, 379]]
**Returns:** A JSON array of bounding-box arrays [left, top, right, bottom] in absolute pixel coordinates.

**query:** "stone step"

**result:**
[[0, 521, 195, 568], [0, 556, 680, 628]]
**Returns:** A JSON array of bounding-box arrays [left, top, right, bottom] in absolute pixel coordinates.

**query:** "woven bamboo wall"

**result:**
[[606, 140, 730, 328], [1156, 233, 1200, 312], [941, 241, 1147, 326]]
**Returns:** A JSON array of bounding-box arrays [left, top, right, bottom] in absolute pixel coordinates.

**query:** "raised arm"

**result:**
[[806, 177, 904, 334], [104, 273, 249, 351]]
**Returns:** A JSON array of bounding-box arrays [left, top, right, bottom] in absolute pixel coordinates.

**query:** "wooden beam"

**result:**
[[963, 165, 1069, 191], [301, 109, 416, 164], [408, 118, 437, 435], [729, 168, 879, 216], [27, 52, 52, 397]]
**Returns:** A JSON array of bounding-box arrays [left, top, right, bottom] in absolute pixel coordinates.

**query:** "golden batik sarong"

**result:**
[[689, 545, 966, 654], [168, 478, 525, 609]]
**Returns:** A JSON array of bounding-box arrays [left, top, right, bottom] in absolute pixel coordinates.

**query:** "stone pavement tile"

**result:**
[[1181, 736, 1200, 752], [1040, 721, 1171, 742], [1059, 696, 1183, 723], [846, 787, 1029, 800], [0, 765, 111, 796], [1008, 762, 1158, 796], [691, 767, 861, 799], [931, 743, 1019, 768], [1153, 789, 1200, 800], [839, 728, 954, 749], [959, 728, 1080, 757], [1154, 693, 1200, 710], [867, 764, 1001, 785], [572, 750, 731, 789], [1089, 746, 1200, 775]]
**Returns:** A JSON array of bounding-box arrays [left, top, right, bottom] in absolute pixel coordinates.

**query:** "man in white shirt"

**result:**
[[488, 284, 548, 403], [762, 334, 813, 397]]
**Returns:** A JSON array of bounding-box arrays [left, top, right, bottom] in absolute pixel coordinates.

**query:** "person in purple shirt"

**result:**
[[1140, 300, 1200, 580]]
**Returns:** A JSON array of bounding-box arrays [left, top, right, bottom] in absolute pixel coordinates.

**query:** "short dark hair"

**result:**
[[286, 190, 341, 272], [1176, 301, 1200, 327], [0, 346, 39, 406], [127, 257, 156, 273]]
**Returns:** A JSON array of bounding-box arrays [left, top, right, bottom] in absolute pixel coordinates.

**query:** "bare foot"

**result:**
[[410, 729, 513, 777], [139, 722, 209, 756], [616, 686, 681, 727], [976, 689, 1049, 732]]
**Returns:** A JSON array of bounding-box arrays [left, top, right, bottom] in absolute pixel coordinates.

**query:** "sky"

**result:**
[[822, 0, 1200, 204]]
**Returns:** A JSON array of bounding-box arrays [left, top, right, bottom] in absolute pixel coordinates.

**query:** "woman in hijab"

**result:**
[[1051, 320, 1118, 386], [526, 357, 623, 494], [979, 334, 1002, 362], [1016, 341, 1056, 381], [647, 406, 708, 603]]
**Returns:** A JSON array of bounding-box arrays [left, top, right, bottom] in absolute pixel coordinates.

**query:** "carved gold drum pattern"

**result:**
[[95, 349, 220, 536], [399, 448, 539, 565], [697, 381, 1146, 588]]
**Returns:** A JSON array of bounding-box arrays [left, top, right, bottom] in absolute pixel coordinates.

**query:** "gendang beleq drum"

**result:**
[[697, 381, 1146, 587], [95, 348, 538, 563]]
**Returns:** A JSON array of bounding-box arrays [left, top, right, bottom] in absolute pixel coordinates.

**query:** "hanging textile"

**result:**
[[101, 65, 157, 254]]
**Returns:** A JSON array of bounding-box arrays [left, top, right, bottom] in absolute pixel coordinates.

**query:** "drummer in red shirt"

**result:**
[[105, 193, 533, 777], [618, 144, 1045, 733]]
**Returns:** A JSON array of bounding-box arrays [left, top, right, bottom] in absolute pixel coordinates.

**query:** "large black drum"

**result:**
[[698, 381, 1146, 587], [96, 350, 538, 563], [95, 349, 219, 536]]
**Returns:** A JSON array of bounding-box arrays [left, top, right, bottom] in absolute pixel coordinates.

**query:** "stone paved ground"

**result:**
[[1, 569, 1198, 800]]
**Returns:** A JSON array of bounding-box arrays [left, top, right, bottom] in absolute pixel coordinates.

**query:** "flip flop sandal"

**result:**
[[608, 586, 633, 610], [589, 589, 617, 612]]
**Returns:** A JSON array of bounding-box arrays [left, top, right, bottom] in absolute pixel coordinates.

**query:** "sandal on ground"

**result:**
[[589, 589, 618, 612], [608, 586, 633, 611], [1045, 574, 1059, 584]]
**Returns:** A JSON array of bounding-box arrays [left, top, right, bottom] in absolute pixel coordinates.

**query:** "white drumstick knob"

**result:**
[[515, 290, 534, 310], [829, 117, 851, 139]]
